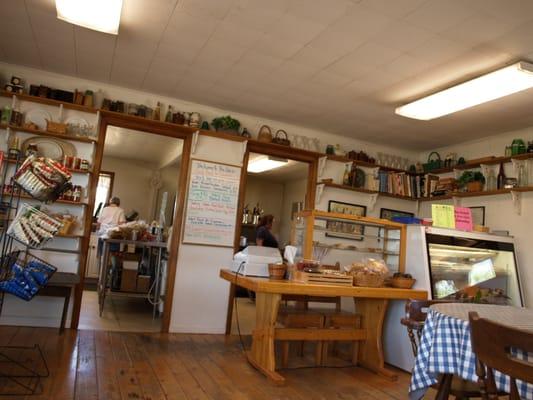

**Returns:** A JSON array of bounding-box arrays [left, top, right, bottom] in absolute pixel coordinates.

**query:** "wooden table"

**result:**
[[220, 269, 427, 384]]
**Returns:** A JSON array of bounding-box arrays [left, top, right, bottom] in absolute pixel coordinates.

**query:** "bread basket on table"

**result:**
[[345, 259, 389, 288]]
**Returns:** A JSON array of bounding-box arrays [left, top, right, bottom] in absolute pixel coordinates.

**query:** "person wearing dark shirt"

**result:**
[[256, 214, 279, 248]]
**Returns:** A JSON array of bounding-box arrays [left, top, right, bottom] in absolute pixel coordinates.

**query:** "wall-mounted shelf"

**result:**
[[0, 124, 98, 144], [319, 182, 420, 202], [0, 91, 98, 114], [3, 192, 88, 206], [427, 153, 533, 174], [325, 154, 407, 173], [5, 158, 92, 175]]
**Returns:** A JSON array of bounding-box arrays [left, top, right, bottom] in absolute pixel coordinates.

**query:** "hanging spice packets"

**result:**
[[7, 204, 62, 248], [13, 155, 72, 202]]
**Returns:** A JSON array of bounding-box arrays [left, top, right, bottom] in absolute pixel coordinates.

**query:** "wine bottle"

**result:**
[[497, 162, 506, 189], [165, 105, 173, 123]]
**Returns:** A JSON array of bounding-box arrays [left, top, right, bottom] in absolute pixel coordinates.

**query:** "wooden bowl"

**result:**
[[268, 263, 287, 280], [391, 277, 416, 289]]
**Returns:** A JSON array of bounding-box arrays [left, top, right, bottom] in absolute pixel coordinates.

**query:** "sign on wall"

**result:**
[[182, 159, 241, 247]]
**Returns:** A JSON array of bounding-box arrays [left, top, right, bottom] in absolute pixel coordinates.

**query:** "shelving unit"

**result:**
[[0, 124, 98, 144], [0, 88, 98, 315], [325, 154, 407, 173]]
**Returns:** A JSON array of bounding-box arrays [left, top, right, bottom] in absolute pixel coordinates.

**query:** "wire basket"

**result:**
[[0, 250, 57, 301], [13, 156, 72, 202], [6, 203, 62, 249]]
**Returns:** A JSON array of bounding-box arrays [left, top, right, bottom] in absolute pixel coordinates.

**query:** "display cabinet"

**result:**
[[291, 210, 407, 274]]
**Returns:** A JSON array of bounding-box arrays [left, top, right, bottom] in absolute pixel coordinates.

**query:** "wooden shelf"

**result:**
[[4, 192, 88, 206], [427, 153, 533, 174], [0, 90, 98, 114], [320, 182, 417, 201], [325, 154, 407, 173], [418, 187, 533, 201], [320, 182, 533, 202], [5, 157, 93, 175], [57, 234, 85, 239], [0, 123, 98, 144]]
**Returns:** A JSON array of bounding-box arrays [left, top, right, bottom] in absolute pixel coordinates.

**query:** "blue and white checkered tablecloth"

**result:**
[[409, 303, 533, 400]]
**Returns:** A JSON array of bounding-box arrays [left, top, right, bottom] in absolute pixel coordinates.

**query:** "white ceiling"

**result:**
[[104, 126, 183, 166], [3, 0, 533, 149]]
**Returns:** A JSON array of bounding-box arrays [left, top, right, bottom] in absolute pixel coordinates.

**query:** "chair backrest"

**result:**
[[400, 299, 454, 357], [469, 311, 533, 399]]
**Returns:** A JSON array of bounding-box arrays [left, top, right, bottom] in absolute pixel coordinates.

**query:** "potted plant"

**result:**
[[457, 171, 485, 192], [211, 115, 241, 134]]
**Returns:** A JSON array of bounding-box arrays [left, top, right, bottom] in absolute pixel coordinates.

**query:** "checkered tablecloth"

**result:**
[[409, 303, 533, 400]]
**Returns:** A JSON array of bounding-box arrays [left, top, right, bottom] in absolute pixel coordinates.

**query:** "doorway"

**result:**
[[78, 122, 186, 332], [230, 150, 315, 334]]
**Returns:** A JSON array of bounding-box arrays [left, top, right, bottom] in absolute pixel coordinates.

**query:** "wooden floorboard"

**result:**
[[0, 326, 419, 399]]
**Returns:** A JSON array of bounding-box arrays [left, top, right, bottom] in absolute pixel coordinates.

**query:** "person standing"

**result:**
[[255, 214, 279, 248]]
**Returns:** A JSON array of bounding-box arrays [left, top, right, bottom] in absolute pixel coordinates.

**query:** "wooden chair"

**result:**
[[401, 300, 481, 399], [38, 272, 80, 334], [469, 311, 533, 400], [321, 311, 361, 365]]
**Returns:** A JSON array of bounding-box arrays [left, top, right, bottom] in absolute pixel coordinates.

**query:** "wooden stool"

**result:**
[[277, 307, 325, 367], [322, 312, 362, 365]]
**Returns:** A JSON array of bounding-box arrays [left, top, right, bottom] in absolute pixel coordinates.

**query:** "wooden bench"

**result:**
[[38, 272, 80, 334]]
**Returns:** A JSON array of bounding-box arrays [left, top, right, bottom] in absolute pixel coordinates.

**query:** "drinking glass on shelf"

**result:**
[[377, 152, 384, 166], [383, 154, 391, 167]]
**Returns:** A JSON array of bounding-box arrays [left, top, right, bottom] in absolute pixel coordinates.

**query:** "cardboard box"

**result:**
[[122, 252, 141, 262], [122, 260, 139, 270], [120, 269, 137, 292], [136, 275, 151, 293]]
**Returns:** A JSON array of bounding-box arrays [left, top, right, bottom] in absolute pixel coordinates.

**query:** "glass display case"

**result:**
[[427, 233, 522, 306], [291, 210, 407, 274]]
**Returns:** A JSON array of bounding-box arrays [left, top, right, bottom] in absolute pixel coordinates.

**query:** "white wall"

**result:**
[[101, 156, 156, 222]]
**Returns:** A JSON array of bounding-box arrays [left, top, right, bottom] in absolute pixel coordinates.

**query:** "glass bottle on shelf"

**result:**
[[518, 164, 528, 187], [486, 168, 497, 191], [165, 105, 173, 123], [342, 164, 351, 186], [497, 162, 506, 189]]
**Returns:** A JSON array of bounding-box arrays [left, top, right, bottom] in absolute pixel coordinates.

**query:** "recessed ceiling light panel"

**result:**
[[247, 157, 288, 173], [56, 0, 123, 35], [395, 61, 533, 120]]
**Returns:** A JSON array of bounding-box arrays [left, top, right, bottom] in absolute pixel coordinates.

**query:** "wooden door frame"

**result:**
[[233, 141, 319, 250], [226, 142, 319, 333], [71, 111, 193, 333]]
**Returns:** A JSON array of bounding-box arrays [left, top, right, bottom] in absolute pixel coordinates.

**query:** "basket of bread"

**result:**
[[344, 258, 389, 288]]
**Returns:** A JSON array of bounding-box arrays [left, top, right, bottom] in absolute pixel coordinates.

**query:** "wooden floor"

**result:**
[[0, 326, 418, 400]]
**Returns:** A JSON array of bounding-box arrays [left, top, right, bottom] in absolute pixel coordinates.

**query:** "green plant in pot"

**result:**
[[211, 115, 241, 134], [457, 171, 485, 192]]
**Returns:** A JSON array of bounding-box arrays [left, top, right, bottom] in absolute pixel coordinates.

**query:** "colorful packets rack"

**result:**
[[0, 250, 57, 301], [7, 203, 62, 249], [13, 156, 72, 202]]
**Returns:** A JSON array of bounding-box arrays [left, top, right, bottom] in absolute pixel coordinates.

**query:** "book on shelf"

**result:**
[[376, 171, 439, 199]]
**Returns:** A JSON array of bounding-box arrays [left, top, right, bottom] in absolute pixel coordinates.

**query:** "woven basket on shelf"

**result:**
[[257, 125, 273, 143], [352, 272, 385, 288]]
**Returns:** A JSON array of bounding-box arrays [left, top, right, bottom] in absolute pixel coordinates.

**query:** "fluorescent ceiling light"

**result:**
[[247, 157, 288, 173], [395, 61, 533, 120], [55, 0, 123, 35]]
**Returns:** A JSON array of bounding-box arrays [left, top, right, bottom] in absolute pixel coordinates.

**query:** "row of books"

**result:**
[[376, 171, 441, 198]]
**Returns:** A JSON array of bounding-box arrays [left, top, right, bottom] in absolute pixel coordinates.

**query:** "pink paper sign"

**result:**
[[454, 207, 473, 231]]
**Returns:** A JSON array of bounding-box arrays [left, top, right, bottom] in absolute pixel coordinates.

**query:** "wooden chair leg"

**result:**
[[315, 341, 323, 366], [435, 374, 453, 400], [351, 342, 358, 365], [321, 341, 329, 365], [296, 341, 304, 357], [281, 342, 289, 367], [59, 291, 70, 334]]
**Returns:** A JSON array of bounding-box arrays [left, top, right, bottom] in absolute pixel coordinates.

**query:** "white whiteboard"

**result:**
[[182, 159, 241, 247]]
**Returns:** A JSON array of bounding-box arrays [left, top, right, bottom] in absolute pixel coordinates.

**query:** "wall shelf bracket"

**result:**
[[318, 156, 327, 178], [240, 139, 248, 165], [368, 193, 378, 211], [510, 190, 522, 216], [191, 130, 199, 154], [316, 183, 325, 204]]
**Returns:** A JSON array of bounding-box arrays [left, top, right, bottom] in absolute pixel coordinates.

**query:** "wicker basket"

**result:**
[[257, 125, 273, 143], [268, 263, 287, 280], [391, 277, 416, 289], [272, 129, 290, 146], [352, 271, 385, 287], [46, 119, 67, 134]]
